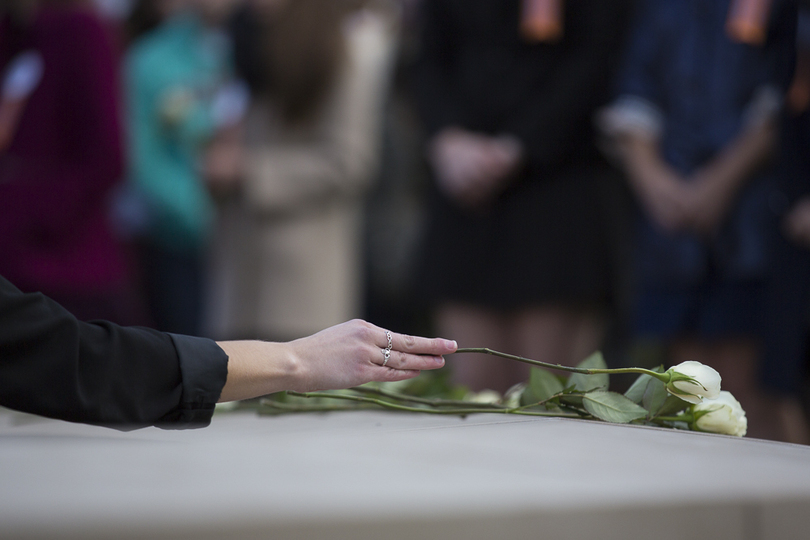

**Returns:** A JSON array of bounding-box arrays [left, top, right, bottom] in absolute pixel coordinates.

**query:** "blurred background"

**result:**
[[2, 0, 810, 443]]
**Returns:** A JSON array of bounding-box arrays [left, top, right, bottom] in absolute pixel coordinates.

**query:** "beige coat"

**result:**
[[209, 5, 399, 340]]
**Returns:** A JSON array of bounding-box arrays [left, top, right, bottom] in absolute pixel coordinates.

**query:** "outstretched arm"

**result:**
[[0, 275, 456, 428], [218, 320, 457, 402], [686, 118, 776, 234], [616, 131, 691, 232]]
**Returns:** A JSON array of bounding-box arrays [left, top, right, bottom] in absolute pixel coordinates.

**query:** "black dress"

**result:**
[[412, 0, 634, 309]]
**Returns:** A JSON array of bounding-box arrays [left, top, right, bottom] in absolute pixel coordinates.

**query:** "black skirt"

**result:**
[[414, 162, 631, 310]]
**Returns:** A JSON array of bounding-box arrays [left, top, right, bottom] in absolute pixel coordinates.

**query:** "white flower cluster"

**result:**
[[664, 361, 747, 437], [665, 361, 721, 404], [692, 391, 748, 437]]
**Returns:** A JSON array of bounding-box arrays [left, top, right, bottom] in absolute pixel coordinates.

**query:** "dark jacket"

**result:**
[[0, 275, 228, 429]]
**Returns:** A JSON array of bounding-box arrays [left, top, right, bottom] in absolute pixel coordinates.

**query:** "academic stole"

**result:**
[[521, 0, 774, 45], [521, 0, 564, 42], [726, 0, 773, 45]]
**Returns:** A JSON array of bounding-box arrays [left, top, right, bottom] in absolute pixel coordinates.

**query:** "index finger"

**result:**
[[390, 331, 457, 356]]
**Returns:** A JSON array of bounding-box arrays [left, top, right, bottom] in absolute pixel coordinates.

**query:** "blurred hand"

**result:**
[[204, 124, 244, 197], [286, 320, 457, 392], [613, 132, 691, 232], [784, 197, 810, 248], [682, 119, 776, 236], [635, 167, 691, 232], [429, 128, 523, 208], [217, 320, 457, 401], [683, 170, 734, 236], [621, 117, 774, 237]]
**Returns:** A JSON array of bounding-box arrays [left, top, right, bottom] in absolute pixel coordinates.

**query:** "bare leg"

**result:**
[[772, 395, 810, 445], [569, 309, 607, 367], [512, 305, 605, 368], [435, 303, 511, 392], [437, 303, 607, 393]]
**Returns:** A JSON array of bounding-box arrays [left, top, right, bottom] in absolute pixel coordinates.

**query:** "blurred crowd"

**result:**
[[2, 0, 810, 443]]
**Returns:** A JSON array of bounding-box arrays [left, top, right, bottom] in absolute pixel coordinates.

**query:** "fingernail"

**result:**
[[444, 339, 457, 349], [435, 356, 445, 365]]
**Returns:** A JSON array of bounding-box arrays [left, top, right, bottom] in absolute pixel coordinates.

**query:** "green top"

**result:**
[[125, 12, 231, 250]]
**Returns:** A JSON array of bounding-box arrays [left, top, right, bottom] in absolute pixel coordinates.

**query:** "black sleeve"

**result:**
[[0, 275, 228, 430]]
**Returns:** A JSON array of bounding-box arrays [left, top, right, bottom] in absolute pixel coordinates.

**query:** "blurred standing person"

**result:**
[[0, 0, 136, 323], [761, 0, 810, 442], [412, 0, 635, 392], [209, 0, 399, 341], [599, 0, 796, 438], [361, 0, 435, 339], [125, 0, 246, 335]]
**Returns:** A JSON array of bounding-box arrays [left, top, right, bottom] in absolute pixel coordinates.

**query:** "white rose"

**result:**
[[692, 391, 747, 437], [503, 382, 526, 409], [665, 361, 722, 404], [467, 390, 502, 405]]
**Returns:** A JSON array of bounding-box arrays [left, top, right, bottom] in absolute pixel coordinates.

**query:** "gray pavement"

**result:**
[[1, 408, 808, 539]]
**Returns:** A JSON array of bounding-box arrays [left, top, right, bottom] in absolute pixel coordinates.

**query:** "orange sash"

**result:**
[[726, 0, 773, 45], [520, 0, 564, 43]]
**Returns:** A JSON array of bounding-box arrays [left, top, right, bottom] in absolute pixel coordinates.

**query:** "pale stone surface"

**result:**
[[1, 408, 809, 539]]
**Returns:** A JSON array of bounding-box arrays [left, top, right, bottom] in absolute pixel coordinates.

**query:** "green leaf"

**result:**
[[624, 366, 664, 404], [642, 377, 668, 416], [531, 368, 564, 400], [521, 368, 564, 406], [503, 382, 527, 408], [552, 386, 583, 412], [395, 369, 459, 398], [567, 351, 609, 392], [582, 391, 648, 424], [655, 395, 691, 418], [558, 393, 584, 409], [624, 374, 652, 404]]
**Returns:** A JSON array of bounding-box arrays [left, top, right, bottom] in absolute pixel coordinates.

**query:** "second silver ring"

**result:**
[[382, 347, 391, 367]]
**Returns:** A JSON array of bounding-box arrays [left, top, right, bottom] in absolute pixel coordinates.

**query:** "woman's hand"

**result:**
[[217, 320, 457, 402], [204, 124, 244, 198], [785, 197, 810, 248], [618, 133, 691, 232], [634, 167, 691, 232], [429, 128, 523, 208], [682, 119, 776, 236]]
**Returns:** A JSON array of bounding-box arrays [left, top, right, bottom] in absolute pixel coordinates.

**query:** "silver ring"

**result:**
[[382, 348, 391, 367], [385, 330, 393, 351]]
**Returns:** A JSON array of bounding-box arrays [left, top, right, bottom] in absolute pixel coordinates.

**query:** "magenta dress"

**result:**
[[0, 5, 132, 322]]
